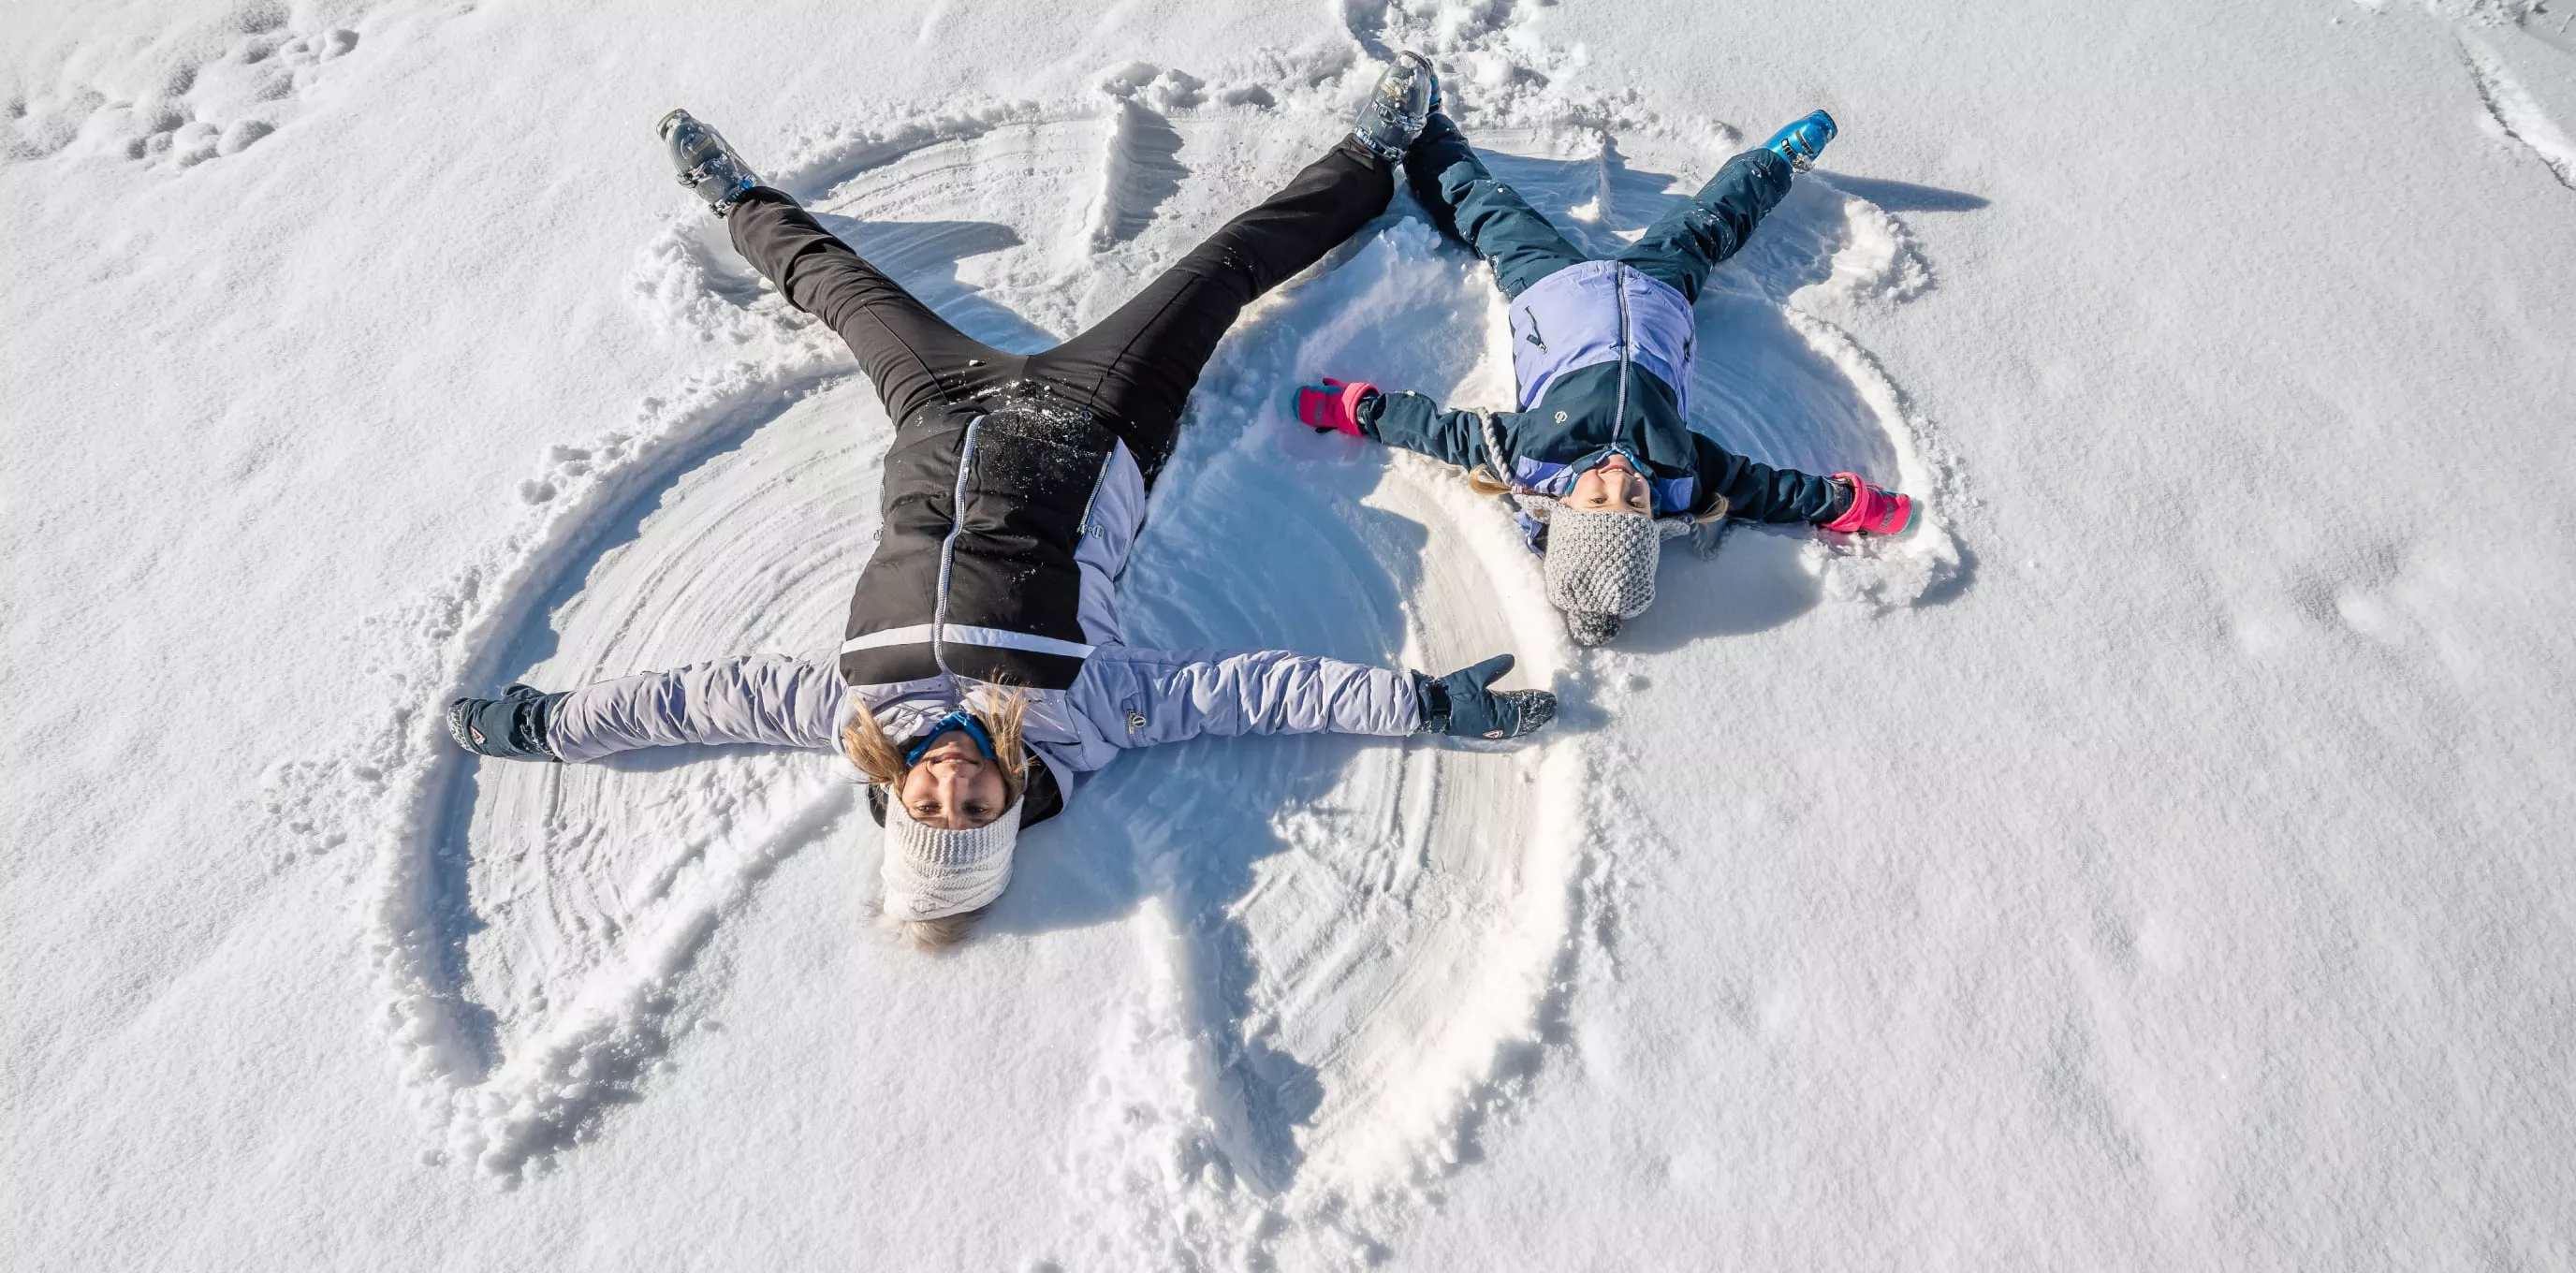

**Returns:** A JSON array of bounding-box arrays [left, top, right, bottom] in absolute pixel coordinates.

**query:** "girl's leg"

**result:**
[[1026, 138, 1397, 484], [726, 188, 1022, 428], [1405, 114, 1589, 300], [1612, 147, 1793, 303]]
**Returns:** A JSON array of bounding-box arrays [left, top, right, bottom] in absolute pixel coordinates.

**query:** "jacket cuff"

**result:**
[[1815, 476, 1855, 524], [1409, 670, 1449, 734], [1354, 387, 1387, 438]]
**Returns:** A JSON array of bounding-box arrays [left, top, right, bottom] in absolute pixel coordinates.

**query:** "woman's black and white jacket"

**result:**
[[544, 396, 1422, 807]]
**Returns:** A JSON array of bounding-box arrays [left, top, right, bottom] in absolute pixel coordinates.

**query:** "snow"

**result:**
[[5, 0, 2572, 1269]]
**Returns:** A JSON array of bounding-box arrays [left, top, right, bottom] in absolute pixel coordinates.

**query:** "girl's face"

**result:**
[[900, 729, 1010, 828], [1569, 453, 1651, 515]]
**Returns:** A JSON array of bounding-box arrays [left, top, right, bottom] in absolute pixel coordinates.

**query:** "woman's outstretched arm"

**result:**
[[545, 654, 850, 762], [1071, 647, 1556, 749], [1073, 646, 1422, 749]]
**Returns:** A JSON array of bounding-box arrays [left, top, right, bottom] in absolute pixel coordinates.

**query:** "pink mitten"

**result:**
[[1821, 473, 1913, 535], [1293, 378, 1377, 437]]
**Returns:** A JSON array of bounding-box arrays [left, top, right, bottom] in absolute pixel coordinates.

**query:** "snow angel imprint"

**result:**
[[1292, 106, 1916, 646], [446, 58, 1556, 950]]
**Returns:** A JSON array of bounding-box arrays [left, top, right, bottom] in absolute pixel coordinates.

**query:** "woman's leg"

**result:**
[[1025, 138, 1397, 484], [1405, 114, 1589, 300], [1612, 147, 1793, 303], [726, 188, 1022, 428]]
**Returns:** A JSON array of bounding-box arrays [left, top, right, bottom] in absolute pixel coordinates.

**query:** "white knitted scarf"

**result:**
[[879, 796, 1023, 920]]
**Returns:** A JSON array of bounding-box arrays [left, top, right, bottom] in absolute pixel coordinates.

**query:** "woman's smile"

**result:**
[[904, 728, 1008, 828]]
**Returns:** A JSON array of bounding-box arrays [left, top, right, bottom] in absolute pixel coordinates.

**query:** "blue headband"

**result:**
[[903, 710, 998, 768]]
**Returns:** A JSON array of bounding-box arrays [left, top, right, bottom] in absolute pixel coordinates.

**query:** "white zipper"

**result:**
[[1073, 448, 1112, 541], [929, 415, 983, 676], [1612, 263, 1632, 446]]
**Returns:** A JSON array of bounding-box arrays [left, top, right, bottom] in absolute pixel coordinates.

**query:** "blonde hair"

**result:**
[[845, 684, 1032, 953], [1462, 462, 1731, 523], [869, 898, 986, 952], [842, 683, 1032, 801]]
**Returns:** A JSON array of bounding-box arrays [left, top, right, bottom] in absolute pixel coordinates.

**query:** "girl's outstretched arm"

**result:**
[[1686, 432, 1850, 523], [1365, 390, 1518, 473], [1292, 376, 1514, 474], [545, 654, 851, 762]]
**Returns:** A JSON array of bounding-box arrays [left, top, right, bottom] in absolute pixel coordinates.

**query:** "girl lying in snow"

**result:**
[[446, 57, 1555, 950], [1292, 105, 1914, 646]]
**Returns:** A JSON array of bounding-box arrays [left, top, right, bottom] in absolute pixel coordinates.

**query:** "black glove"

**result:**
[[1411, 654, 1557, 739], [446, 683, 565, 761]]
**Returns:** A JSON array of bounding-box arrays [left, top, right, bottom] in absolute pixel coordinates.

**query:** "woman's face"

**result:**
[[900, 728, 1010, 828], [1568, 452, 1651, 515]]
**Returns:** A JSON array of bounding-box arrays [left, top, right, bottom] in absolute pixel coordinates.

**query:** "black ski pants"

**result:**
[[726, 137, 1395, 486]]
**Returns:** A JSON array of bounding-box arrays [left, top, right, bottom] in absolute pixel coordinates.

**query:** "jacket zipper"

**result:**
[[1074, 449, 1117, 577], [1612, 263, 1632, 450], [929, 416, 983, 677]]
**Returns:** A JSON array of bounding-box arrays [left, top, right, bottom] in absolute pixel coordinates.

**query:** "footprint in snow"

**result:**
[[0, 14, 359, 168]]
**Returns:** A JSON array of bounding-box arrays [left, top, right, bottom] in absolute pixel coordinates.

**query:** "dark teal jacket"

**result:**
[[1357, 259, 1844, 547]]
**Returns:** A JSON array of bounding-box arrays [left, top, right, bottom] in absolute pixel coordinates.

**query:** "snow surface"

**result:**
[[5, 0, 2573, 1268]]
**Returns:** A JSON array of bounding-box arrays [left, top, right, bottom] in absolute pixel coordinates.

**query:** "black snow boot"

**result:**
[[659, 108, 762, 215], [446, 684, 566, 762], [1351, 51, 1438, 162]]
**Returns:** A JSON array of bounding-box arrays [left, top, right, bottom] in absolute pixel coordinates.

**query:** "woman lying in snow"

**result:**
[[446, 57, 1554, 950], [1292, 104, 1914, 646]]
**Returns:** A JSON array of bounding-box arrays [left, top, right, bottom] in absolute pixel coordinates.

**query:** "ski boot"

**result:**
[[658, 108, 762, 215], [1351, 51, 1439, 162], [446, 683, 565, 761], [1762, 110, 1837, 174]]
